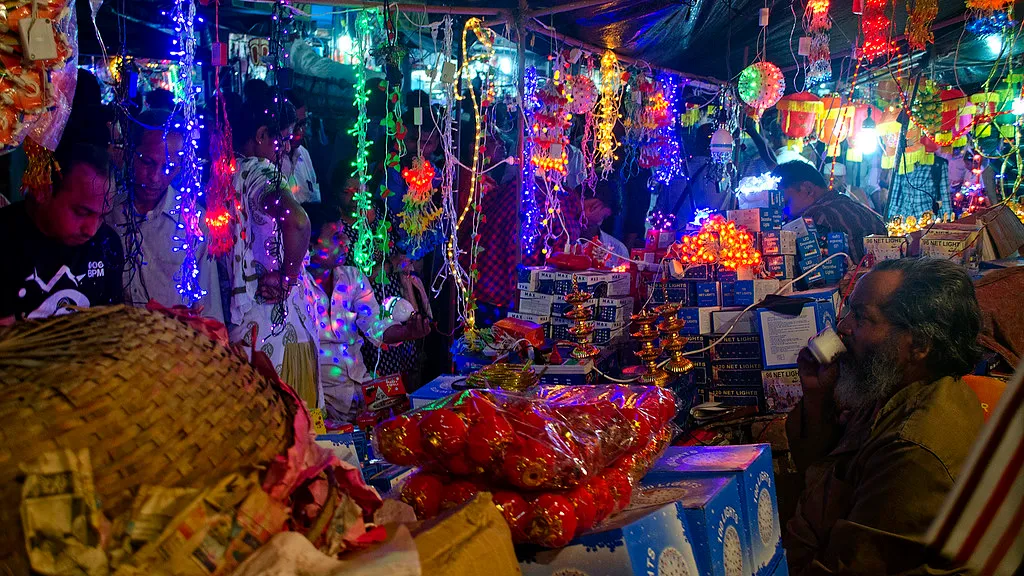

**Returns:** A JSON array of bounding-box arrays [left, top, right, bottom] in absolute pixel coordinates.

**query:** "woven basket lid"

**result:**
[[0, 306, 298, 573]]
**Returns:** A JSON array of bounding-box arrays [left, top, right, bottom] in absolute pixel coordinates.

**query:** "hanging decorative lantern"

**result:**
[[566, 74, 598, 115], [970, 91, 1000, 138], [906, 0, 939, 51], [680, 103, 702, 128], [776, 92, 823, 151], [710, 127, 735, 164], [936, 88, 968, 148], [737, 61, 785, 119], [817, 95, 855, 156], [803, 0, 833, 81], [994, 73, 1024, 137]]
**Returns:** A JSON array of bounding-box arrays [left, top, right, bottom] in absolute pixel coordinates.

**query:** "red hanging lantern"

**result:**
[[817, 95, 855, 156], [937, 88, 967, 148], [776, 92, 823, 151]]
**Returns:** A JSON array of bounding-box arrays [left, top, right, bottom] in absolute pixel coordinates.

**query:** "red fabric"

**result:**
[[465, 176, 518, 308]]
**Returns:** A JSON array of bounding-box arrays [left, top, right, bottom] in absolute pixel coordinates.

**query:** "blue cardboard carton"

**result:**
[[410, 375, 463, 409], [718, 269, 739, 283], [696, 282, 722, 307], [732, 279, 781, 307], [825, 231, 848, 257], [819, 259, 844, 284], [684, 264, 715, 280], [315, 432, 363, 478], [366, 464, 414, 495], [637, 476, 749, 576], [795, 235, 821, 261], [518, 500, 702, 576], [645, 445, 783, 576], [755, 300, 837, 369], [648, 281, 692, 305], [763, 255, 795, 279], [680, 306, 717, 336]]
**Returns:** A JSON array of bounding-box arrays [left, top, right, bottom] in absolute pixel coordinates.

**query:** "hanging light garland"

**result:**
[[348, 11, 376, 277], [204, 0, 236, 258], [965, 0, 1015, 34], [905, 0, 938, 51], [521, 65, 542, 255], [737, 61, 785, 119], [596, 51, 622, 179], [667, 214, 762, 270], [860, 0, 896, 61], [803, 0, 832, 81], [169, 0, 206, 304], [648, 74, 684, 186]]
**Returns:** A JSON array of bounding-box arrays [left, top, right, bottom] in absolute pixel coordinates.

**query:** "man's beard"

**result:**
[[834, 335, 905, 411]]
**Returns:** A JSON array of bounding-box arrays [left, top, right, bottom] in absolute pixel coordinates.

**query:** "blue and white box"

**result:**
[[756, 299, 837, 369], [696, 282, 722, 307], [637, 476, 749, 576], [733, 279, 781, 307], [596, 296, 634, 323], [645, 445, 783, 576], [410, 375, 463, 409], [537, 270, 559, 294], [825, 232, 848, 257], [795, 235, 821, 261], [519, 291, 555, 316], [680, 306, 718, 336], [315, 432, 363, 478], [517, 266, 551, 292], [712, 308, 758, 334], [519, 500, 702, 576], [782, 216, 819, 240]]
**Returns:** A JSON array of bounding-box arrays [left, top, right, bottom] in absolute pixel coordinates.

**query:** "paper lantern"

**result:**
[[994, 74, 1024, 137], [710, 127, 735, 164], [776, 92, 823, 151], [970, 91, 1000, 138], [817, 95, 855, 156], [738, 62, 785, 118], [937, 88, 967, 148]]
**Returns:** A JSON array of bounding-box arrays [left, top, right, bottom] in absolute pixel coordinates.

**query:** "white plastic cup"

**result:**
[[808, 326, 847, 364]]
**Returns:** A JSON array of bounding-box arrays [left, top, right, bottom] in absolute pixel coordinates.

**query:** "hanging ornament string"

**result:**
[[205, 0, 237, 257], [169, 0, 206, 304], [433, 16, 463, 300], [520, 65, 542, 255], [905, 0, 938, 51], [965, 0, 1015, 35], [348, 11, 376, 277], [596, 50, 623, 179], [803, 0, 832, 82], [647, 73, 684, 186], [860, 0, 896, 61]]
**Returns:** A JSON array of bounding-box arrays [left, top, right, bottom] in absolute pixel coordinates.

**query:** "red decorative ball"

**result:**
[[441, 480, 479, 511], [566, 485, 598, 533], [523, 494, 579, 548], [401, 472, 445, 519], [376, 415, 423, 466], [508, 405, 552, 434], [442, 451, 481, 476], [620, 406, 654, 450], [419, 408, 469, 458], [585, 477, 614, 522], [467, 413, 516, 465], [604, 468, 634, 513], [492, 490, 530, 541], [503, 438, 559, 489], [640, 387, 677, 424], [454, 389, 501, 425]]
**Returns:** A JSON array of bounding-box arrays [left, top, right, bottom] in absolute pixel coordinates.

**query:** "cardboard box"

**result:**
[[763, 255, 796, 279], [756, 300, 837, 369], [728, 208, 783, 233], [788, 287, 840, 316], [549, 317, 573, 341], [760, 230, 797, 255], [646, 228, 676, 250], [795, 235, 821, 261], [518, 291, 555, 316], [417, 494, 521, 576], [709, 385, 765, 407], [825, 232, 848, 256], [508, 312, 551, 325], [555, 271, 631, 297], [366, 464, 414, 494], [712, 361, 765, 386], [782, 216, 819, 240], [519, 499, 703, 576], [762, 368, 802, 414], [315, 432, 363, 477], [645, 445, 783, 575], [706, 333, 763, 361], [594, 323, 626, 346], [551, 294, 597, 317], [713, 308, 758, 333], [537, 270, 559, 294], [690, 358, 711, 385], [819, 259, 844, 284], [733, 279, 781, 307], [603, 272, 632, 297], [535, 359, 595, 386], [680, 306, 718, 336], [863, 235, 907, 262], [696, 282, 722, 307], [517, 266, 551, 292], [596, 296, 634, 323], [648, 281, 692, 305], [410, 375, 464, 409], [684, 264, 715, 280], [636, 476, 750, 576]]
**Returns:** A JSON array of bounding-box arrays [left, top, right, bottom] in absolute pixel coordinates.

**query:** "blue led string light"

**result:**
[[521, 66, 541, 255], [651, 73, 684, 186], [169, 0, 206, 304]]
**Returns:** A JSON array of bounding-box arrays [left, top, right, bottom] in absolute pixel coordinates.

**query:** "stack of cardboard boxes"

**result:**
[[513, 266, 633, 348]]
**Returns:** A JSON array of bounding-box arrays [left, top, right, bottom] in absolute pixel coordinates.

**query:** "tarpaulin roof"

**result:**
[[85, 0, 1013, 90]]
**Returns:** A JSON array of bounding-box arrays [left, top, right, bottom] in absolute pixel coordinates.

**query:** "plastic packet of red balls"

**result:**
[[374, 385, 679, 547]]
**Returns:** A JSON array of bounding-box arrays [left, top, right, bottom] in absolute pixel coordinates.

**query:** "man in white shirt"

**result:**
[[583, 183, 630, 266], [282, 90, 320, 204], [105, 109, 224, 320]]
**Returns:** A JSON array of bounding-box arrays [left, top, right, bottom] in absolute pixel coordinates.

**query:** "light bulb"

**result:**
[[856, 126, 879, 155], [1012, 97, 1024, 115], [337, 34, 353, 55], [498, 56, 513, 75], [986, 34, 1002, 54]]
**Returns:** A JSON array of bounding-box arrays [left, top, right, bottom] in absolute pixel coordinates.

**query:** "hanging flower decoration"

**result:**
[[737, 62, 785, 119], [906, 0, 938, 51], [803, 0, 832, 81], [566, 74, 598, 115], [667, 215, 762, 270], [965, 0, 1015, 34], [348, 11, 377, 278], [680, 103, 702, 128], [596, 51, 622, 179], [400, 157, 443, 238], [528, 74, 571, 176], [860, 0, 896, 61]]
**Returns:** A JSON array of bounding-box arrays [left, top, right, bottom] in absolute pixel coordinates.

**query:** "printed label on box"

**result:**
[[763, 368, 802, 413]]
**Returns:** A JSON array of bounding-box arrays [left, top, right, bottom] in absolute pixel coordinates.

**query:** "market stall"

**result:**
[[2, 0, 1024, 574]]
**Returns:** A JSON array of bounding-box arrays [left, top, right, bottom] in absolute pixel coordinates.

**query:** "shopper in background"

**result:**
[[774, 161, 885, 262], [282, 89, 321, 204], [0, 143, 123, 321], [582, 181, 629, 266], [105, 109, 223, 320], [225, 93, 320, 408], [786, 258, 984, 575]]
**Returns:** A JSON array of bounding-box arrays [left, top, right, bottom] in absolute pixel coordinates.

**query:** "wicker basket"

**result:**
[[0, 306, 298, 574]]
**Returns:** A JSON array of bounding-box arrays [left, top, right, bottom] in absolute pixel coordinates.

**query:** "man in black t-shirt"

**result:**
[[0, 143, 124, 321]]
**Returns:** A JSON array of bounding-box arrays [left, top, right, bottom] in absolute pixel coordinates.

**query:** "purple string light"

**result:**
[[521, 66, 541, 255]]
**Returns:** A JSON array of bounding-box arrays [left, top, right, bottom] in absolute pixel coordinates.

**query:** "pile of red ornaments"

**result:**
[[374, 385, 678, 547]]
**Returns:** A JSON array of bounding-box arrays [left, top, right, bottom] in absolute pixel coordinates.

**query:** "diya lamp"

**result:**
[[565, 277, 600, 362], [655, 302, 694, 375], [628, 308, 671, 387]]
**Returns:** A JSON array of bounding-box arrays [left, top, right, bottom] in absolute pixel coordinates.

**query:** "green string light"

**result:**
[[347, 11, 376, 277]]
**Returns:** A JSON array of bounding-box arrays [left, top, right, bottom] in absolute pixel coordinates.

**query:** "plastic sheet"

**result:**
[[0, 0, 78, 154], [374, 385, 679, 547]]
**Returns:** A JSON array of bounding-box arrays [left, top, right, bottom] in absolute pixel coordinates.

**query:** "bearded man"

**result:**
[[785, 257, 985, 575]]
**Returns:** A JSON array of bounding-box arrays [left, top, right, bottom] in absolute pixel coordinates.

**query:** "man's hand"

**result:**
[[797, 347, 839, 396], [382, 316, 432, 344]]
